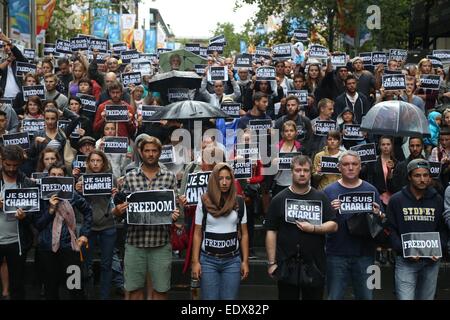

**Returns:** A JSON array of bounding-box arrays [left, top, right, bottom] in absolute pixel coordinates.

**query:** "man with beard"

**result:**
[[265, 155, 337, 299], [334, 75, 371, 125], [0, 32, 28, 98], [274, 96, 313, 156], [387, 159, 447, 300], [0, 145, 36, 299]]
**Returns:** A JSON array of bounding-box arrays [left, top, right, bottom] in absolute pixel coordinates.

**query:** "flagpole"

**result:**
[[30, 0, 37, 49]]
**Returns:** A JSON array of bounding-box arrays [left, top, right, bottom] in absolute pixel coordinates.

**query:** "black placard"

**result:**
[[141, 105, 160, 122], [127, 190, 176, 225], [121, 72, 142, 86], [185, 43, 200, 55], [426, 55, 443, 69], [384, 69, 403, 75], [21, 119, 45, 132], [371, 51, 387, 65], [278, 152, 300, 170], [209, 66, 227, 81], [55, 39, 72, 54], [87, 50, 110, 64], [140, 53, 158, 64], [293, 29, 308, 42], [77, 94, 97, 113], [44, 43, 56, 56], [429, 162, 441, 178], [314, 120, 337, 136], [382, 74, 406, 90], [343, 124, 364, 140], [236, 143, 259, 160], [287, 90, 308, 105], [23, 49, 36, 60], [82, 173, 113, 196], [105, 105, 129, 122], [0, 98, 13, 110], [389, 49, 408, 62], [419, 75, 441, 90], [121, 50, 139, 64], [194, 64, 207, 76], [255, 47, 271, 60], [22, 85, 45, 101], [2, 132, 30, 149], [16, 62, 37, 76], [227, 159, 252, 179], [40, 177, 74, 200], [31, 172, 48, 185], [131, 61, 152, 75], [207, 44, 224, 55], [432, 50, 450, 63], [272, 43, 292, 59], [103, 137, 128, 154], [70, 37, 89, 51], [58, 119, 70, 132], [186, 171, 211, 205], [73, 155, 87, 174], [308, 44, 328, 59], [331, 53, 347, 67], [168, 88, 190, 102], [3, 188, 40, 214], [256, 66, 276, 81], [359, 52, 372, 66], [402, 232, 442, 258], [320, 156, 340, 174], [199, 47, 208, 58], [209, 34, 226, 45], [160, 145, 174, 163], [234, 54, 253, 68], [285, 199, 322, 225], [350, 143, 377, 163], [112, 42, 128, 52], [157, 48, 172, 58], [338, 191, 375, 214], [220, 103, 241, 118], [89, 38, 108, 53], [248, 119, 272, 131]]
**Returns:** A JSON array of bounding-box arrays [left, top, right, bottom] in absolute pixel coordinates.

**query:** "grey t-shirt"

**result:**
[[0, 181, 19, 245]]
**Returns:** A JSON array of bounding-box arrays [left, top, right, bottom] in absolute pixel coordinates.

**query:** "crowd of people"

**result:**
[[0, 28, 450, 301]]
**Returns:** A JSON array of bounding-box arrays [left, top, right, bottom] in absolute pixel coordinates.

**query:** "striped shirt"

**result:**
[[122, 165, 177, 248]]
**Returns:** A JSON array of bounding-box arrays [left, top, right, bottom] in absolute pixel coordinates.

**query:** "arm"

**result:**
[[62, 108, 80, 136], [73, 194, 92, 238], [240, 223, 249, 280], [230, 77, 241, 101], [265, 230, 278, 276], [33, 201, 55, 231], [295, 220, 338, 234], [199, 76, 211, 102], [93, 103, 105, 133], [191, 224, 203, 279], [8, 108, 19, 133], [386, 198, 403, 253], [88, 57, 105, 89]]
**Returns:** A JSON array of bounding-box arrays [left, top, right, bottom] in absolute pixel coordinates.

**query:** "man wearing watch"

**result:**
[[0, 32, 28, 99], [265, 155, 338, 300]]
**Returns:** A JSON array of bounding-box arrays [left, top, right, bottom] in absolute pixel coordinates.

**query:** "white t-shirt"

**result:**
[[4, 65, 20, 98], [195, 198, 247, 253]]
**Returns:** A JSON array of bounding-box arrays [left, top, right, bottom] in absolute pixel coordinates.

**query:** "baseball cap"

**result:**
[[407, 159, 430, 174]]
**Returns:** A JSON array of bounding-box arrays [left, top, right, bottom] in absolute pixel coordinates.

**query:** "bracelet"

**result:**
[[267, 261, 276, 267]]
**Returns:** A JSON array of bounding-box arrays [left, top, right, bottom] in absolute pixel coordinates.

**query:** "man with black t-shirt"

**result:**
[[265, 155, 338, 300]]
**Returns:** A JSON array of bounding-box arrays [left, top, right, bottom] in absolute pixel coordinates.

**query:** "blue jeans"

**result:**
[[395, 256, 440, 300], [200, 253, 241, 300], [86, 227, 117, 300], [327, 255, 374, 300]]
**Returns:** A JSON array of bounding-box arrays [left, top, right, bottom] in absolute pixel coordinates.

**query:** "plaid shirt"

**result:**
[[123, 165, 177, 248]]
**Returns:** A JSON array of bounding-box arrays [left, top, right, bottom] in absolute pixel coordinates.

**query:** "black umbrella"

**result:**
[[147, 100, 229, 121], [360, 100, 430, 137], [148, 70, 202, 92]]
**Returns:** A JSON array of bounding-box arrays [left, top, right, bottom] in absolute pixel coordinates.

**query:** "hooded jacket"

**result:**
[[386, 185, 447, 255], [334, 91, 371, 124], [424, 111, 441, 147]]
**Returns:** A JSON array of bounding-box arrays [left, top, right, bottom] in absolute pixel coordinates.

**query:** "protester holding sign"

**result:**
[[252, 80, 284, 119], [0, 95, 19, 134], [350, 57, 376, 103], [114, 137, 180, 300], [323, 150, 382, 300], [200, 68, 241, 108], [312, 130, 343, 190], [191, 162, 249, 300], [35, 147, 61, 173], [0, 145, 36, 299], [399, 76, 425, 112], [415, 58, 439, 112], [95, 122, 131, 180], [94, 81, 136, 138], [68, 55, 90, 97], [68, 96, 93, 139], [22, 96, 44, 120], [33, 163, 92, 300], [265, 155, 337, 300], [12, 73, 39, 117], [310, 98, 338, 157], [386, 159, 447, 300], [75, 150, 117, 300]]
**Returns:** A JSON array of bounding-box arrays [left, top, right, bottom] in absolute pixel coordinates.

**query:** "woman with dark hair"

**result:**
[[31, 106, 80, 169], [191, 163, 249, 300], [33, 163, 92, 300], [415, 58, 439, 112], [13, 72, 39, 117], [312, 130, 343, 190], [22, 96, 44, 120], [68, 96, 93, 139], [75, 150, 117, 300], [305, 63, 324, 94]]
